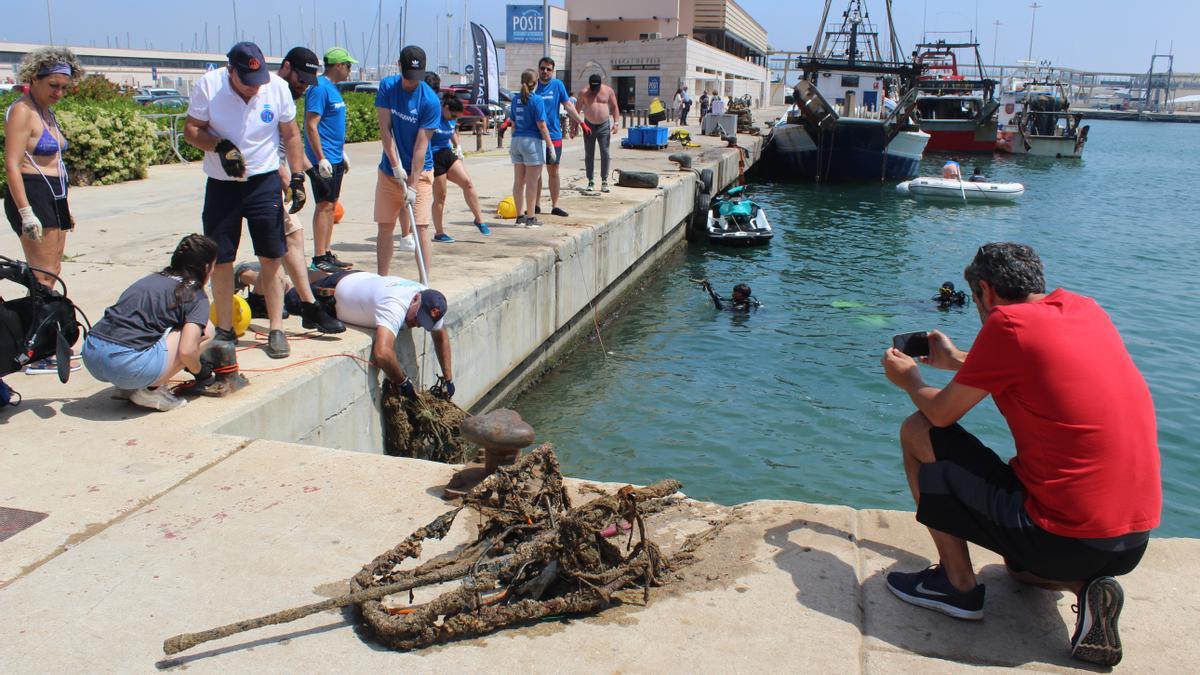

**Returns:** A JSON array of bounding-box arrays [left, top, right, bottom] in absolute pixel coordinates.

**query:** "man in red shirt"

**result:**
[[880, 242, 1160, 667]]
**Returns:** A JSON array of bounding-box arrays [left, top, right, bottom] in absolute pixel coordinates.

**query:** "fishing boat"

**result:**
[[912, 40, 1000, 152], [996, 76, 1090, 158], [896, 176, 1024, 202], [705, 186, 773, 246], [763, 0, 930, 181]]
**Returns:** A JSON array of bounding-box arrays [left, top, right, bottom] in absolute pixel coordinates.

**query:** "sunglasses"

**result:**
[[539, 66, 554, 72]]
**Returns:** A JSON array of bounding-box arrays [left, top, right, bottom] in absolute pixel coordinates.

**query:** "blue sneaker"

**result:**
[[474, 219, 491, 236], [885, 564, 985, 620], [433, 233, 454, 243]]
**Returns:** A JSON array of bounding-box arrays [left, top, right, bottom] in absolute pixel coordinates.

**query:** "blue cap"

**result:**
[[227, 42, 269, 86], [417, 289, 447, 330]]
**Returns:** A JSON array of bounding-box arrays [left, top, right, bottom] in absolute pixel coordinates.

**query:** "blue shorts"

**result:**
[[509, 137, 545, 165], [82, 332, 169, 390], [201, 172, 286, 263]]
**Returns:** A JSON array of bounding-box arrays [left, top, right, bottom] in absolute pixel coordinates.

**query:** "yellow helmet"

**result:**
[[210, 294, 253, 337], [497, 196, 518, 219]]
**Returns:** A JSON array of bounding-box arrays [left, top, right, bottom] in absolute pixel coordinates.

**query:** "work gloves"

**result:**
[[17, 206, 42, 241], [391, 164, 417, 204], [285, 173, 307, 214], [214, 138, 245, 178], [453, 145, 465, 161], [397, 377, 418, 401], [580, 120, 593, 136], [431, 375, 455, 401], [318, 158, 334, 179], [187, 361, 213, 383]]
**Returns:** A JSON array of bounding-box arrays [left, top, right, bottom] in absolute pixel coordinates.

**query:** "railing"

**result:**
[[141, 112, 190, 163]]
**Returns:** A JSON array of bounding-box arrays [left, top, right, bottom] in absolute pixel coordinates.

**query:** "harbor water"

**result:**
[[515, 120, 1200, 538]]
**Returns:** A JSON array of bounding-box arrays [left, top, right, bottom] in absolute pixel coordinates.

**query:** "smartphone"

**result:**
[[892, 331, 930, 358]]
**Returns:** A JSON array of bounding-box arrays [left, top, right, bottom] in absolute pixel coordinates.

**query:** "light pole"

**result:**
[[543, 0, 550, 59], [46, 0, 54, 45], [232, 1, 239, 47], [1027, 2, 1041, 61], [992, 19, 1001, 65], [447, 11, 454, 72]]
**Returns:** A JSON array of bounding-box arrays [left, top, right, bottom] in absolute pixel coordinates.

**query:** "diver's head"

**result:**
[[732, 283, 752, 302]]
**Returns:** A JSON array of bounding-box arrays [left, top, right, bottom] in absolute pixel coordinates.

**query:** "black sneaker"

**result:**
[[551, 206, 569, 217], [245, 293, 288, 320], [534, 204, 542, 214], [515, 215, 528, 225], [301, 301, 346, 334], [326, 251, 353, 269], [265, 329, 290, 359], [311, 253, 342, 273], [1071, 576, 1124, 666], [213, 327, 238, 345], [885, 565, 985, 620]]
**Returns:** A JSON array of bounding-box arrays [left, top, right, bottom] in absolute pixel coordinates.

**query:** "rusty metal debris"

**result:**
[[381, 380, 470, 462]]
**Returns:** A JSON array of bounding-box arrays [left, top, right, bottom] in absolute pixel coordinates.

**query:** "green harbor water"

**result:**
[[514, 120, 1200, 537]]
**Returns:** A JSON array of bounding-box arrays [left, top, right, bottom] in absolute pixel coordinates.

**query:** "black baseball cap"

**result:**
[[283, 46, 320, 86], [227, 42, 269, 86], [400, 45, 426, 80], [417, 289, 447, 330], [588, 73, 602, 86]]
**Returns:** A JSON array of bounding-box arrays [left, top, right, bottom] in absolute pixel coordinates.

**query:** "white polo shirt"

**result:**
[[187, 69, 296, 181], [332, 273, 444, 337]]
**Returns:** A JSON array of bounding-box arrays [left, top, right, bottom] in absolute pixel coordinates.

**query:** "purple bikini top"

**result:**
[[32, 116, 66, 156]]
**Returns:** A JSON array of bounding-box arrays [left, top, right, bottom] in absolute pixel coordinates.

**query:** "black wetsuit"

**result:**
[[703, 282, 759, 312]]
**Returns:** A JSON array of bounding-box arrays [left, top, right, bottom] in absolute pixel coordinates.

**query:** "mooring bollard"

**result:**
[[444, 409, 536, 498]]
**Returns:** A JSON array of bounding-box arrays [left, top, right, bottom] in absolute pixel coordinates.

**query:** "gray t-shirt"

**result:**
[[90, 273, 210, 350]]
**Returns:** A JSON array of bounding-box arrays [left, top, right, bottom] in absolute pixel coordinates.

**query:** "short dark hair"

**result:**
[[424, 71, 441, 91], [538, 56, 555, 68], [441, 92, 464, 112], [733, 283, 752, 298], [963, 242, 1045, 301]]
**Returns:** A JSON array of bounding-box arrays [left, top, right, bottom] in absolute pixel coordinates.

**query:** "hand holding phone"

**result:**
[[892, 331, 930, 358]]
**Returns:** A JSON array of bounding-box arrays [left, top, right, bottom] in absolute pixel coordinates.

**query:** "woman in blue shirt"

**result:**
[[430, 93, 490, 242], [509, 70, 555, 227]]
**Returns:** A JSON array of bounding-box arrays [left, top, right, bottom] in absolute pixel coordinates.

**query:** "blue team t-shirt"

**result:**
[[375, 77, 441, 175], [304, 76, 348, 164], [431, 116, 456, 153], [534, 78, 571, 141], [510, 92, 546, 140]]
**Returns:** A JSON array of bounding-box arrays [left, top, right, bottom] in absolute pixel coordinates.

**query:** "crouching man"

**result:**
[[879, 242, 1160, 667]]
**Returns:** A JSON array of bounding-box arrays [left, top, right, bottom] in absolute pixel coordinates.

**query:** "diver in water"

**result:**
[[970, 166, 988, 182], [702, 279, 760, 312], [933, 281, 968, 309]]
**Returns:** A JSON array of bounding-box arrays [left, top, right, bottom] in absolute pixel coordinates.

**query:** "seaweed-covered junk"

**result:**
[[381, 379, 471, 462], [350, 444, 682, 651]]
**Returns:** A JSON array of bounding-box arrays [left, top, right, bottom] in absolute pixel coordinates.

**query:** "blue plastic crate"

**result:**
[[626, 126, 668, 147]]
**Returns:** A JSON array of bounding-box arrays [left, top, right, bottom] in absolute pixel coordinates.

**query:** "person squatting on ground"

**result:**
[[533, 57, 586, 219], [509, 69, 555, 228], [879, 242, 1160, 667], [3, 47, 82, 293], [271, 47, 346, 339], [82, 234, 217, 412], [576, 74, 620, 193], [429, 93, 490, 242], [374, 45, 439, 278], [184, 42, 309, 360], [305, 47, 357, 273]]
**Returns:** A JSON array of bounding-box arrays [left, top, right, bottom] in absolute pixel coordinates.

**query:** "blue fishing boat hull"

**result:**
[[764, 120, 928, 181]]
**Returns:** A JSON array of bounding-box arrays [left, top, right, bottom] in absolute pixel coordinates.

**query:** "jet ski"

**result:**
[[705, 186, 774, 246], [896, 176, 1025, 203]]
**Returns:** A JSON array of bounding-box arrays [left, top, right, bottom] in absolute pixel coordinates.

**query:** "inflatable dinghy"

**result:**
[[897, 177, 1025, 203]]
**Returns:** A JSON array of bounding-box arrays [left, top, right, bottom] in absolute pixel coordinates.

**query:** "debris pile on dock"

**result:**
[[728, 100, 761, 135], [381, 380, 471, 462]]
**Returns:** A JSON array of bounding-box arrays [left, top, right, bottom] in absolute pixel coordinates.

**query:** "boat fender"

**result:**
[[614, 170, 659, 189], [691, 192, 711, 236], [699, 168, 714, 194]]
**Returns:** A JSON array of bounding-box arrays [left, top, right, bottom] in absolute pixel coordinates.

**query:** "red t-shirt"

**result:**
[[954, 288, 1161, 538]]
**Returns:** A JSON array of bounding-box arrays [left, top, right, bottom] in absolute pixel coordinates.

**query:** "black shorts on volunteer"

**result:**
[[304, 161, 346, 204], [283, 268, 360, 315], [917, 423, 1149, 582], [544, 140, 564, 165], [4, 173, 73, 235], [433, 148, 459, 177], [202, 172, 286, 263]]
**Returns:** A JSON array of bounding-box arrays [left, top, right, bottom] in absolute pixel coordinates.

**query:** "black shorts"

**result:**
[[283, 269, 360, 315], [5, 173, 73, 235], [432, 148, 459, 177], [917, 424, 1149, 582], [544, 141, 563, 165], [202, 172, 286, 263], [305, 161, 346, 203]]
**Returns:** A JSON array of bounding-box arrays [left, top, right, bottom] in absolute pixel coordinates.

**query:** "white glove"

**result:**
[[453, 145, 465, 161], [18, 206, 42, 241], [402, 183, 418, 205], [391, 164, 408, 184], [318, 158, 334, 179], [342, 157, 350, 174]]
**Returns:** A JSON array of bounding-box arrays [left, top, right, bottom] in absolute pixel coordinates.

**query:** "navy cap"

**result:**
[[227, 42, 269, 86], [400, 45, 426, 80], [417, 289, 447, 331], [283, 46, 320, 86], [588, 73, 602, 86]]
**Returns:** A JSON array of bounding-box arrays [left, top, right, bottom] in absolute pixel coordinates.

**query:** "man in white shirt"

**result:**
[[710, 93, 726, 116], [184, 42, 308, 359]]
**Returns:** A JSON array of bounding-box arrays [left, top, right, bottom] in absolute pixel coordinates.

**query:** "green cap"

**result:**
[[324, 47, 358, 65]]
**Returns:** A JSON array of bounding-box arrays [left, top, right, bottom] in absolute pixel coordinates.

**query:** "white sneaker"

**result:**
[[397, 234, 416, 252], [130, 386, 187, 412]]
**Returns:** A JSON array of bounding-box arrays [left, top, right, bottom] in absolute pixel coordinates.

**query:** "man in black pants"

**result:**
[[185, 42, 308, 359]]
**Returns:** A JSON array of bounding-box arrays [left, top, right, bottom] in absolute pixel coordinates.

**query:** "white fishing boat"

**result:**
[[897, 176, 1025, 202], [996, 75, 1089, 158]]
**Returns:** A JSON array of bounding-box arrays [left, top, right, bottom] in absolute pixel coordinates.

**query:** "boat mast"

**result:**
[[811, 0, 833, 58]]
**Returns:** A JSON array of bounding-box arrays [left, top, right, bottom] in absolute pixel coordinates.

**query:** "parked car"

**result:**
[[144, 96, 189, 110], [139, 87, 180, 98], [353, 83, 379, 94], [336, 80, 373, 93]]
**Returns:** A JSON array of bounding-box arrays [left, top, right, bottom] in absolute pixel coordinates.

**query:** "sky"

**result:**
[[0, 0, 1194, 74]]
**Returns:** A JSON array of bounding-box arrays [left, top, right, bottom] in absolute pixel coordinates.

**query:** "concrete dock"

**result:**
[[1, 118, 1197, 672]]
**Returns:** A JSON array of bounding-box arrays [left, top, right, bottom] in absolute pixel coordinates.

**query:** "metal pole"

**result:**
[[378, 0, 383, 79], [232, 1, 239, 45], [447, 12, 454, 72], [543, 0, 549, 59], [1027, 3, 1041, 62], [46, 0, 54, 44], [992, 20, 1001, 65]]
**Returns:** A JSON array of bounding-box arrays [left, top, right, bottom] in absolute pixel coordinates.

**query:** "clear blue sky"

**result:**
[[0, 1, 1193, 74]]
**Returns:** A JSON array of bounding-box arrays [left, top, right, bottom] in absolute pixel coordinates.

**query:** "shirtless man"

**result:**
[[575, 74, 620, 193]]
